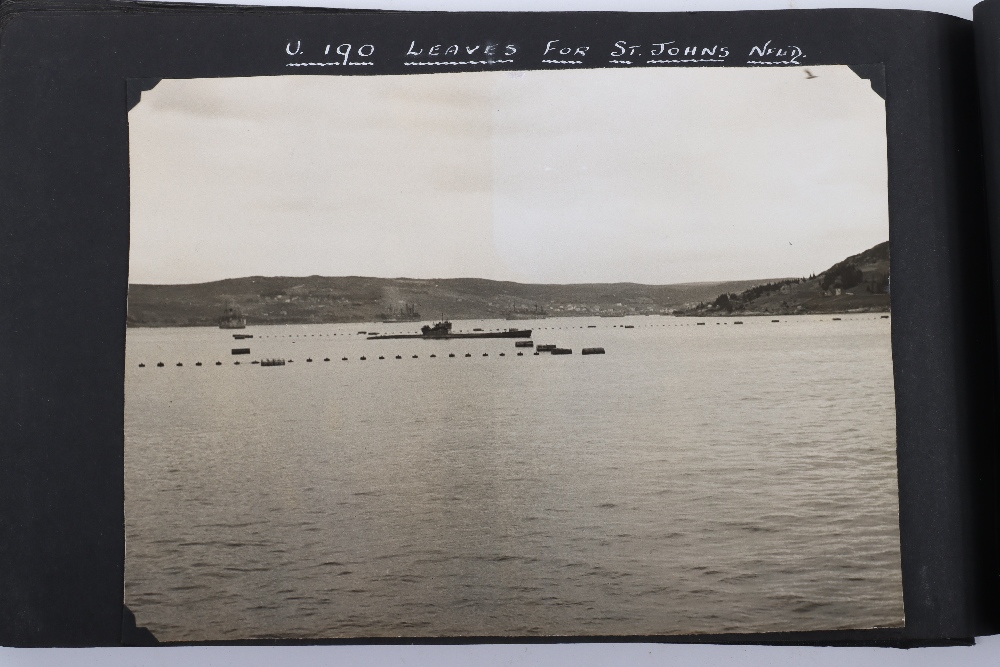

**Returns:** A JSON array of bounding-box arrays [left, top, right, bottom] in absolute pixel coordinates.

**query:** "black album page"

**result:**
[[974, 2, 1000, 402], [0, 1, 996, 647]]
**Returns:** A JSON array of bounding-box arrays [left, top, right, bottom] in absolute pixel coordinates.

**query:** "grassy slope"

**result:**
[[679, 241, 890, 316]]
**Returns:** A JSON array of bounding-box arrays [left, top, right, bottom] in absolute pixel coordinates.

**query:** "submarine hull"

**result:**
[[368, 329, 532, 340]]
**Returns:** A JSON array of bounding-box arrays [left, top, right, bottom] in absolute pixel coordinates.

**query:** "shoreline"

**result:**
[[674, 307, 891, 318], [125, 310, 890, 329]]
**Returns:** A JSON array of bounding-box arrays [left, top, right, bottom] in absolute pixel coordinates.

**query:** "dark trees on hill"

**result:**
[[820, 261, 864, 291], [737, 280, 796, 302]]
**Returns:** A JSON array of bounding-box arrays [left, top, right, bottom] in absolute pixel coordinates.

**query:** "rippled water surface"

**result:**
[[124, 315, 902, 641]]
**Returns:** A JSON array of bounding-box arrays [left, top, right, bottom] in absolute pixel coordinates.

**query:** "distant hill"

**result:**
[[126, 276, 772, 327], [677, 241, 890, 317], [127, 242, 889, 327]]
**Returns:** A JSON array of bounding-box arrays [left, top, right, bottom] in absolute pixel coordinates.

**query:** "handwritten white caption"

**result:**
[[404, 41, 517, 65], [284, 41, 375, 66], [282, 39, 804, 67], [541, 39, 732, 64], [747, 40, 805, 65]]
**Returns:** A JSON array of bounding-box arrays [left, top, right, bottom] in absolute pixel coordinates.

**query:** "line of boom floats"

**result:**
[[136, 342, 604, 368]]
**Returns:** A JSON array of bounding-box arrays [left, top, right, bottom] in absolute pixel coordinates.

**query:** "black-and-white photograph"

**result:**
[[124, 66, 899, 641]]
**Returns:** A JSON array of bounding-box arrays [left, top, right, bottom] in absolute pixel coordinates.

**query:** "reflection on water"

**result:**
[[124, 314, 902, 641]]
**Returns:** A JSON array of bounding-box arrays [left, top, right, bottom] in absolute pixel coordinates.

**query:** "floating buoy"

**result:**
[[138, 363, 145, 367], [196, 362, 202, 366], [156, 362, 164, 367], [582, 347, 605, 355]]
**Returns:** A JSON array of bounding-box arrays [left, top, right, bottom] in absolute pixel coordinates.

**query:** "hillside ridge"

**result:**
[[677, 241, 889, 317], [127, 242, 889, 327]]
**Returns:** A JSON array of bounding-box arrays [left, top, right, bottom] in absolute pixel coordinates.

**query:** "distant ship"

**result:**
[[367, 320, 531, 340], [218, 301, 246, 329], [378, 301, 421, 322], [504, 297, 547, 320]]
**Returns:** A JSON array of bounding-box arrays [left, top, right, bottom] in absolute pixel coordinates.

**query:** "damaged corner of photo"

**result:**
[[123, 64, 901, 642]]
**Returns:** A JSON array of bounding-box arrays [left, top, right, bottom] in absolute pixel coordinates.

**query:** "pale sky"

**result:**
[[128, 66, 888, 285]]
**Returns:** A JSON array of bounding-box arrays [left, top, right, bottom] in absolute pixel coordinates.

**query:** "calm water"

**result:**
[[124, 314, 903, 641]]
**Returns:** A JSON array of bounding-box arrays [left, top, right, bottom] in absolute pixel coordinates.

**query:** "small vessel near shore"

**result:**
[[367, 320, 531, 340], [218, 301, 246, 329]]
